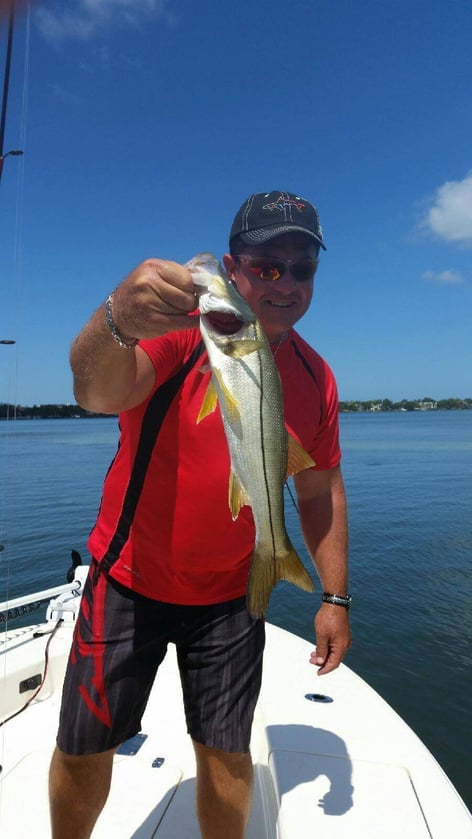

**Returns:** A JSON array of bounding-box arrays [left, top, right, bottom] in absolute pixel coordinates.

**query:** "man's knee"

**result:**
[[49, 745, 115, 790], [49, 746, 117, 839], [193, 741, 252, 778], [193, 741, 253, 839]]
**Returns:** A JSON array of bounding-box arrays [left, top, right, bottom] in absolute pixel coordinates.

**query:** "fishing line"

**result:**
[[0, 0, 30, 580], [12, 0, 30, 342], [284, 479, 299, 514], [0, 0, 30, 592], [0, 0, 31, 775]]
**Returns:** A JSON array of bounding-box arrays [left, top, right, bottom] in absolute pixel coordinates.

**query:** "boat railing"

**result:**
[[0, 580, 82, 625]]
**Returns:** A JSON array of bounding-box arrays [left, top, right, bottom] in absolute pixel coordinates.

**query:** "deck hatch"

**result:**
[[269, 750, 432, 837], [116, 732, 148, 755]]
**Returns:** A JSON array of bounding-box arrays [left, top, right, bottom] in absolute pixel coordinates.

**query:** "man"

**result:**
[[49, 191, 351, 839]]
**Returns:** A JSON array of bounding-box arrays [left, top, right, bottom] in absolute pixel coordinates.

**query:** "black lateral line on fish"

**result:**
[[235, 357, 262, 391], [257, 350, 277, 577]]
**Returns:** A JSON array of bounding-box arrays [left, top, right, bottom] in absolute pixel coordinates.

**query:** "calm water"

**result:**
[[1, 411, 471, 808]]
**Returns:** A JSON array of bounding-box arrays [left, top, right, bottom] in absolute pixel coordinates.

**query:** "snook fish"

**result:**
[[187, 252, 315, 618]]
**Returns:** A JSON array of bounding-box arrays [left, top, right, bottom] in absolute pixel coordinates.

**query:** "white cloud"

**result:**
[[422, 171, 472, 246], [49, 82, 84, 105], [422, 269, 465, 285], [36, 8, 94, 41], [36, 0, 170, 43]]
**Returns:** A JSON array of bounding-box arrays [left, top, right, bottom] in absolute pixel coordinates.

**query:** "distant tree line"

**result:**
[[0, 403, 111, 419], [1, 398, 471, 420], [339, 397, 472, 413]]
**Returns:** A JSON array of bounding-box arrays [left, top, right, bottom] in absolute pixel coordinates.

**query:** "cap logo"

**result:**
[[230, 191, 326, 249], [262, 194, 306, 214]]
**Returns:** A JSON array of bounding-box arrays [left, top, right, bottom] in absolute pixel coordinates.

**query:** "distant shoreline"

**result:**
[[339, 398, 471, 413], [1, 398, 471, 420]]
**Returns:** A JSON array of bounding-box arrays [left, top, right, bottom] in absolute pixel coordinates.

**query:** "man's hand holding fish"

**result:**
[[70, 257, 199, 413]]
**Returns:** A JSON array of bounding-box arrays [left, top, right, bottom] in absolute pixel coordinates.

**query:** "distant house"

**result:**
[[416, 401, 437, 411], [369, 403, 383, 412]]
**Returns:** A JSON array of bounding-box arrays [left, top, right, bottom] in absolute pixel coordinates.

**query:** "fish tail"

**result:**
[[278, 543, 315, 594], [247, 542, 314, 619]]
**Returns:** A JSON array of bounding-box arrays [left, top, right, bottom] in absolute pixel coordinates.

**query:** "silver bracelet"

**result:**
[[105, 292, 138, 349]]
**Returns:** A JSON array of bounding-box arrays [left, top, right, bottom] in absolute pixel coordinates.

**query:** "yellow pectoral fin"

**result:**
[[228, 470, 250, 520], [286, 432, 316, 477], [196, 379, 219, 424], [221, 339, 265, 359], [213, 369, 241, 425]]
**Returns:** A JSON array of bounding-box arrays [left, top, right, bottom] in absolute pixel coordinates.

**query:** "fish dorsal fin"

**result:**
[[228, 470, 250, 520], [196, 379, 218, 424], [220, 338, 265, 358], [286, 433, 316, 477]]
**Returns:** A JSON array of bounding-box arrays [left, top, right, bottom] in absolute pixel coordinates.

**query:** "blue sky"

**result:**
[[1, 0, 471, 405]]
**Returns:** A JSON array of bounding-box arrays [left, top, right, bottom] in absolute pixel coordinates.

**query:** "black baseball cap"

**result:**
[[229, 191, 326, 251]]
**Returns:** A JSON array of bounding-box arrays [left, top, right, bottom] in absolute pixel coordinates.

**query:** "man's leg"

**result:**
[[193, 741, 253, 839], [178, 598, 264, 837], [49, 746, 115, 839]]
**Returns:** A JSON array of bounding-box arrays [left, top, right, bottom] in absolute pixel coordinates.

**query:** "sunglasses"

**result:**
[[235, 254, 319, 282]]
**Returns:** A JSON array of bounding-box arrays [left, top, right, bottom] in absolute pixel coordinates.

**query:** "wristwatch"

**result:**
[[322, 592, 352, 610]]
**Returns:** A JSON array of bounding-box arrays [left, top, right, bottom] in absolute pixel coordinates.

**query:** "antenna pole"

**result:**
[[0, 0, 15, 182]]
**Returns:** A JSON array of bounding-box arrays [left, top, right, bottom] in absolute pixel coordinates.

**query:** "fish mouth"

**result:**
[[204, 311, 245, 335]]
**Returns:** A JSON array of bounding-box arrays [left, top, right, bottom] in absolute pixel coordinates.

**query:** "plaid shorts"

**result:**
[[56, 561, 265, 755]]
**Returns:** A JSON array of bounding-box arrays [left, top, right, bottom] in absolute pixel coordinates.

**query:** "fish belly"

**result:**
[[215, 347, 314, 617]]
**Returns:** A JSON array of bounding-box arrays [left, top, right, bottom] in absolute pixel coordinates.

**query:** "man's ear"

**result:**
[[222, 253, 236, 278]]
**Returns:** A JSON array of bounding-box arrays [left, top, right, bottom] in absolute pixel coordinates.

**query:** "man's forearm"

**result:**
[[70, 303, 141, 414], [295, 467, 349, 594]]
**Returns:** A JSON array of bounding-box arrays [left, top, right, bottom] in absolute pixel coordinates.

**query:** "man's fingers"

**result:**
[[160, 312, 200, 332], [147, 260, 197, 314], [311, 607, 351, 676], [310, 645, 328, 667], [110, 259, 201, 340], [316, 648, 342, 676], [309, 645, 341, 676]]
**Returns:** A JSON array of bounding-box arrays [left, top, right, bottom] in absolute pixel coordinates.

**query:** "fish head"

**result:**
[[187, 252, 264, 351]]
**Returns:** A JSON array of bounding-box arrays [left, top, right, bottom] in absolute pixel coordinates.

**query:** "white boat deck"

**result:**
[[1, 602, 471, 838]]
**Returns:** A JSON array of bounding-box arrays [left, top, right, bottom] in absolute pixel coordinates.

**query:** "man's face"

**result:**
[[223, 233, 318, 344]]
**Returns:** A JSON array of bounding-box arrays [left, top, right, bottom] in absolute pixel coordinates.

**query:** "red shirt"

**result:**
[[88, 328, 341, 604]]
